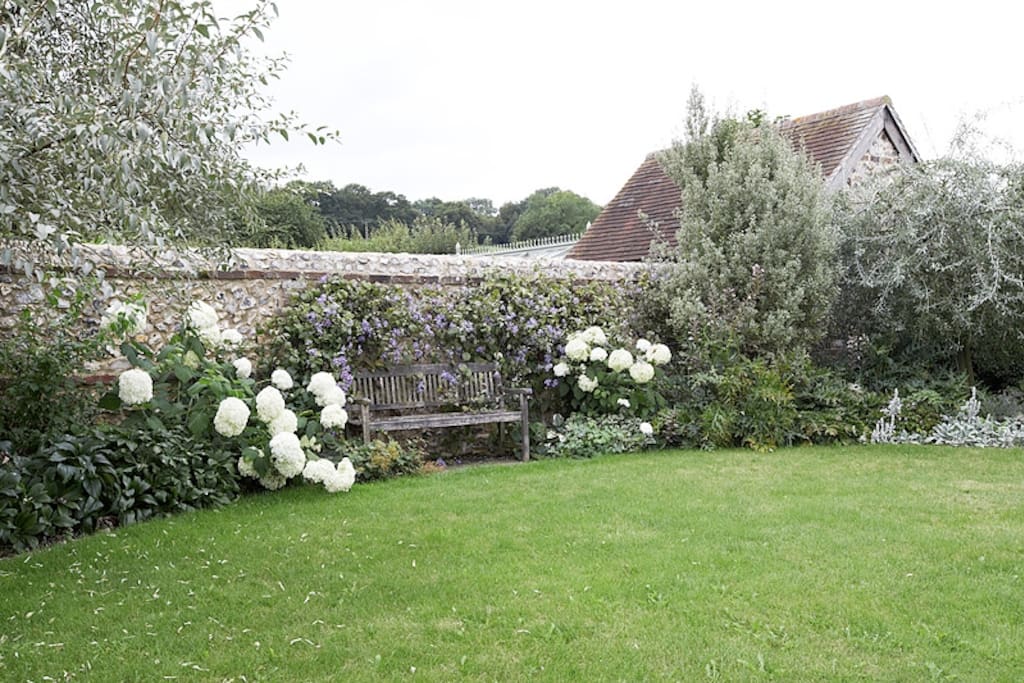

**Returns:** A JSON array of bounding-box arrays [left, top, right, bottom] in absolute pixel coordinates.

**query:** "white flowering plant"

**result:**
[[97, 300, 356, 494], [549, 326, 671, 418]]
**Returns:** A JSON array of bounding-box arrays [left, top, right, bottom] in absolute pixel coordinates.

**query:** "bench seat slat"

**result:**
[[351, 410, 523, 431]]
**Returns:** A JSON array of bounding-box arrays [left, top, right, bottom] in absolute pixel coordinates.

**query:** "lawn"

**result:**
[[1, 445, 1022, 681]]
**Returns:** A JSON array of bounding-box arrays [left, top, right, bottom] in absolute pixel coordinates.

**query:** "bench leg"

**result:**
[[359, 404, 371, 443], [519, 394, 530, 462]]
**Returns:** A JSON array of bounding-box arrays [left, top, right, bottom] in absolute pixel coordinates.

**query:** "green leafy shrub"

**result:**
[[322, 215, 476, 254], [536, 414, 654, 459], [548, 326, 671, 418], [0, 281, 109, 455], [341, 438, 426, 481]]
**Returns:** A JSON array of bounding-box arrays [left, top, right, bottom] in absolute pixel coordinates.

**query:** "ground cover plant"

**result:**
[[2, 445, 1021, 681]]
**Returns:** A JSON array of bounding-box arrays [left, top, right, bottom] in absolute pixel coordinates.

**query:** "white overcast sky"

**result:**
[[228, 0, 1022, 206]]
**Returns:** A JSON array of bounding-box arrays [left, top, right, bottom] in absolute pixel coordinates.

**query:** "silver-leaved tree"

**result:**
[[0, 0, 334, 282], [836, 125, 1024, 385], [650, 88, 840, 366]]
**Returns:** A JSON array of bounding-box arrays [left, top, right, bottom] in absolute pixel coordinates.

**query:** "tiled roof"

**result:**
[[565, 155, 681, 262], [779, 95, 897, 186], [568, 96, 917, 262]]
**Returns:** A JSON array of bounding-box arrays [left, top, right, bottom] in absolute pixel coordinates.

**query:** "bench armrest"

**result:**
[[349, 397, 371, 405], [503, 387, 533, 396]]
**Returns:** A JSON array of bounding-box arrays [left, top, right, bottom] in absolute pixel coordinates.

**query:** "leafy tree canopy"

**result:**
[[510, 188, 601, 241], [835, 130, 1024, 385], [0, 0, 334, 280]]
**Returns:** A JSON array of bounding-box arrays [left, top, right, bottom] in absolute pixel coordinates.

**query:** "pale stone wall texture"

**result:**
[[1, 244, 643, 375], [848, 131, 902, 185]]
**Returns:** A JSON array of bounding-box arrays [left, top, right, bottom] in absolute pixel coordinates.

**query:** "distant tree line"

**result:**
[[249, 181, 601, 251]]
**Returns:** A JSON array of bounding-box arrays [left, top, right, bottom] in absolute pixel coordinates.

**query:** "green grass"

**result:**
[[2, 445, 1023, 681]]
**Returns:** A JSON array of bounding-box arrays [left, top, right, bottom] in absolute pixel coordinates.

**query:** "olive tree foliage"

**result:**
[[0, 0, 333, 282], [836, 128, 1024, 384], [648, 88, 839, 364]]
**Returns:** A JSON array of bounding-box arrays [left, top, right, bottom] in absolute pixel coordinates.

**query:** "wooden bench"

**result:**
[[348, 362, 532, 461]]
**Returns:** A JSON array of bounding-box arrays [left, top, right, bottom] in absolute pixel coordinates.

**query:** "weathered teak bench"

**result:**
[[348, 362, 532, 461]]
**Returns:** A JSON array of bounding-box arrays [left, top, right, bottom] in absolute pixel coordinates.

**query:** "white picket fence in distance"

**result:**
[[457, 231, 583, 259]]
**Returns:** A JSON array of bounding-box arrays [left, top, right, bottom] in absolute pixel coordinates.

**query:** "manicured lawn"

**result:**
[[2, 445, 1023, 681]]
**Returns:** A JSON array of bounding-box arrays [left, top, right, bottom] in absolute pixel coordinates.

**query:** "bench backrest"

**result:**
[[352, 363, 505, 411]]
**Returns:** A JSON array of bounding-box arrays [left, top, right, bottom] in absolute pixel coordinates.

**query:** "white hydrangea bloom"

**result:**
[[186, 300, 218, 331], [320, 404, 348, 429], [101, 300, 148, 336], [233, 357, 253, 379], [256, 386, 286, 423], [635, 338, 652, 353], [118, 368, 153, 405], [268, 408, 298, 436], [582, 326, 608, 346], [213, 397, 250, 437], [271, 368, 294, 391], [589, 347, 608, 362], [316, 385, 346, 408], [552, 362, 570, 377], [302, 458, 336, 485], [617, 398, 631, 408], [577, 374, 598, 393], [220, 328, 244, 346], [607, 349, 634, 373], [182, 350, 201, 369], [565, 337, 590, 362], [640, 422, 654, 436], [646, 343, 672, 366], [629, 360, 655, 384], [269, 432, 306, 478], [326, 457, 356, 493], [306, 371, 337, 397], [237, 455, 258, 479], [197, 324, 221, 350]]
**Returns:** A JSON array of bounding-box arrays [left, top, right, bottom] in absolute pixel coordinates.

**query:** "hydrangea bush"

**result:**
[[549, 326, 671, 418], [100, 300, 356, 494]]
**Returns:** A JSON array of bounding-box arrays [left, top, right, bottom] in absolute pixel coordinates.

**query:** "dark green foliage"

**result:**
[[510, 188, 601, 241], [251, 186, 328, 248], [535, 414, 651, 459], [661, 352, 885, 451], [0, 283, 106, 456], [0, 426, 240, 554]]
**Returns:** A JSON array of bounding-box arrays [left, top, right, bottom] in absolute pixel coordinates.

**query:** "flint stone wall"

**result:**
[[0, 244, 643, 375]]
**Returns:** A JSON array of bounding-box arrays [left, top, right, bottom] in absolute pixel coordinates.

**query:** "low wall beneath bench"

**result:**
[[0, 244, 644, 374]]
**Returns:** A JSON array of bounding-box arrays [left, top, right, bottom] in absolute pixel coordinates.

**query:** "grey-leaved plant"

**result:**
[[651, 87, 840, 365]]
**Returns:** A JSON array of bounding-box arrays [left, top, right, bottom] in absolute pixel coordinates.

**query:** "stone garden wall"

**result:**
[[0, 244, 642, 374]]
